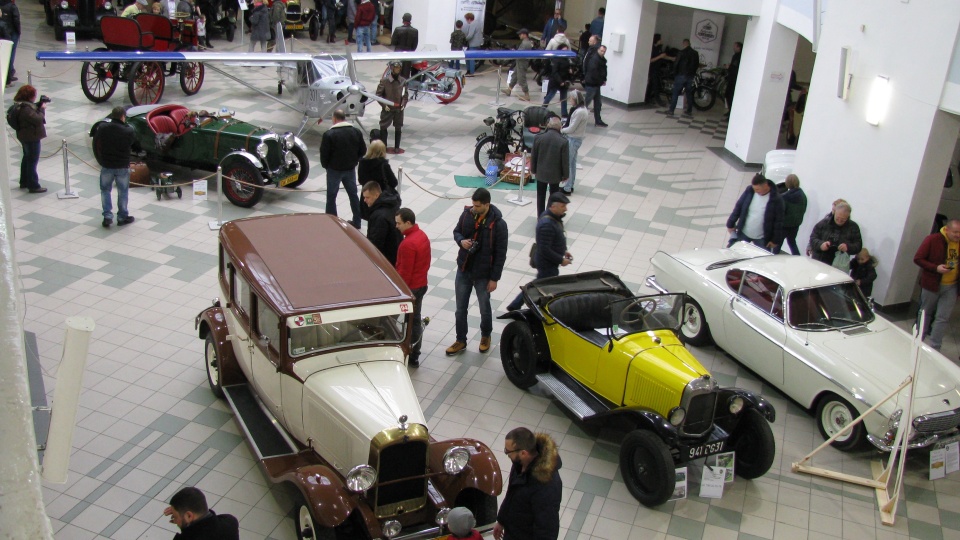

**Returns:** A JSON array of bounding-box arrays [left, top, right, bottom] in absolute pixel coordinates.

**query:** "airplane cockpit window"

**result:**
[[312, 57, 349, 79]]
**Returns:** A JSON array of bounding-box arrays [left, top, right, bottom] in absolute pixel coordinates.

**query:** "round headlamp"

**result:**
[[381, 520, 401, 538], [104, 1, 112, 9], [61, 1, 68, 8], [344, 464, 377, 492], [256, 142, 269, 160], [442, 446, 470, 475], [283, 132, 295, 149], [668, 407, 686, 426], [435, 507, 451, 526], [728, 396, 745, 415], [284, 151, 295, 166]]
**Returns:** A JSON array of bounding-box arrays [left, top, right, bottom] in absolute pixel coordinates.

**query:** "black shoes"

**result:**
[[561, 188, 573, 195], [118, 216, 135, 226], [102, 219, 112, 228], [595, 121, 608, 128], [28, 187, 47, 193]]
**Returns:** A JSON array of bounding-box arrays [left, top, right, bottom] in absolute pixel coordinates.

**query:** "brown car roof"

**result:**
[[220, 214, 412, 313]]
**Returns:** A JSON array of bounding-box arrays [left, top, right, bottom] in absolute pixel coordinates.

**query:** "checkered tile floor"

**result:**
[[8, 3, 960, 539]]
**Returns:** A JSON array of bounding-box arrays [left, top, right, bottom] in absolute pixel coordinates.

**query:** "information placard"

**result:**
[[699, 466, 726, 498]]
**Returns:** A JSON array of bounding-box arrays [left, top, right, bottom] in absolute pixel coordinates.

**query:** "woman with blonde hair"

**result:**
[[357, 139, 399, 194]]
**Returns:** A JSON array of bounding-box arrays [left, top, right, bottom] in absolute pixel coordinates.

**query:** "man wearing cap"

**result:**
[[391, 12, 418, 77], [122, 0, 150, 17], [502, 28, 532, 101], [376, 61, 408, 154], [506, 192, 571, 311]]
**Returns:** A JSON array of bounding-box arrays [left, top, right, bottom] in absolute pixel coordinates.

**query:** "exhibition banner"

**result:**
[[455, 0, 486, 35], [689, 10, 725, 69]]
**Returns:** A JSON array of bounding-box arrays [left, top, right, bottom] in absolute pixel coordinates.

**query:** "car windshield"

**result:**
[[609, 294, 683, 337], [788, 283, 874, 330], [288, 314, 406, 357]]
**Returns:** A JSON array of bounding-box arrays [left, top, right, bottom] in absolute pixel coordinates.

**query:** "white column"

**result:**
[[793, 0, 960, 305], [723, 0, 797, 164], [392, 0, 456, 52], [602, 0, 653, 105]]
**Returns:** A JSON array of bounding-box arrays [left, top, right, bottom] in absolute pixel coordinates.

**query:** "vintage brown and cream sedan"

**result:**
[[195, 214, 501, 540]]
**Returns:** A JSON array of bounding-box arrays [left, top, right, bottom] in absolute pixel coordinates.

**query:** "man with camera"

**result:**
[[448, 188, 508, 356], [92, 106, 143, 228]]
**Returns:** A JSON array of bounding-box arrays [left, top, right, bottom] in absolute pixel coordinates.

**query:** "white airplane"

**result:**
[[37, 33, 576, 135]]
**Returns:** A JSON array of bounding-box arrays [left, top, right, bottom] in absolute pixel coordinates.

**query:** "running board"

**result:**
[[536, 369, 612, 421], [223, 384, 298, 460]]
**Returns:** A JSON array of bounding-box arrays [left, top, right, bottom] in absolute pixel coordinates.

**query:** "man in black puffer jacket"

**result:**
[[726, 174, 784, 252], [582, 43, 608, 126], [506, 192, 571, 311], [164, 487, 239, 540], [391, 12, 418, 76], [361, 181, 403, 264], [92, 106, 143, 228], [494, 428, 562, 540], [321, 109, 367, 228]]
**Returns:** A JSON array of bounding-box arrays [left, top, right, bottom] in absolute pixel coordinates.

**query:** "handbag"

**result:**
[[831, 251, 851, 272], [528, 243, 537, 268]]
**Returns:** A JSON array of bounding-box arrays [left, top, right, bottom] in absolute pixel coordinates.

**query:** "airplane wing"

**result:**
[[353, 50, 577, 62], [36, 49, 576, 63]]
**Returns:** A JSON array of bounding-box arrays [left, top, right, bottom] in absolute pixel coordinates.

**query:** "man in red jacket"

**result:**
[[395, 207, 431, 367], [914, 219, 960, 351]]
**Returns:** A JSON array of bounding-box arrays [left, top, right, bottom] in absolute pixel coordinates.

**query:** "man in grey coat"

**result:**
[[530, 117, 569, 216]]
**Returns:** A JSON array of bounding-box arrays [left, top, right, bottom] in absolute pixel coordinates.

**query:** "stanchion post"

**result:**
[[489, 63, 504, 106], [397, 166, 403, 195], [27, 70, 33, 86], [507, 150, 532, 206], [209, 167, 223, 230], [57, 139, 79, 200]]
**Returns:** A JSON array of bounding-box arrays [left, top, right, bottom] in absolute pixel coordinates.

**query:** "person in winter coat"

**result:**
[[92, 106, 144, 227], [321, 0, 338, 43], [445, 507, 482, 540], [542, 44, 572, 117], [391, 12, 418, 77], [668, 39, 700, 116], [582, 44, 608, 126], [913, 219, 960, 350], [12, 85, 47, 193], [726, 174, 785, 252], [361, 182, 403, 264], [560, 90, 588, 194], [448, 20, 466, 70], [164, 487, 239, 540], [344, 0, 356, 44], [395, 207, 430, 367], [447, 188, 508, 356], [850, 248, 878, 297], [779, 173, 807, 255], [494, 428, 562, 540], [531, 117, 569, 217], [248, 0, 270, 51], [268, 0, 286, 50], [354, 0, 375, 52], [0, 0, 22, 85], [809, 200, 862, 265], [357, 140, 399, 195], [506, 192, 571, 312], [320, 109, 366, 228], [376, 61, 408, 154], [545, 22, 571, 51], [541, 7, 567, 45]]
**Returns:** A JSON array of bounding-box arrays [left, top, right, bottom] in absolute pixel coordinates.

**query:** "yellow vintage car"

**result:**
[[279, 0, 320, 40], [498, 271, 776, 507]]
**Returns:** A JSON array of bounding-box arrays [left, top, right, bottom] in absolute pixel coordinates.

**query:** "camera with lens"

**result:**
[[465, 238, 481, 255], [37, 96, 52, 108]]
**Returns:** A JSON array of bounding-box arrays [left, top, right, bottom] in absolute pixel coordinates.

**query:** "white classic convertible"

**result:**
[[649, 242, 960, 452]]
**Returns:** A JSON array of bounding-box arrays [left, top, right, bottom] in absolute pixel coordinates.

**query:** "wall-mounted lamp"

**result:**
[[865, 75, 891, 126], [837, 46, 852, 100]]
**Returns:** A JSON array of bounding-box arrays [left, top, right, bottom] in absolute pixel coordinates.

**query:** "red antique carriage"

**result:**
[[80, 14, 205, 105]]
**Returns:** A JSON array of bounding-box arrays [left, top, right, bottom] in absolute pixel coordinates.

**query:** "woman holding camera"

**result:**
[[12, 85, 47, 193]]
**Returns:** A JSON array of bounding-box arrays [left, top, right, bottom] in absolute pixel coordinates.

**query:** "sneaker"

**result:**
[[575, 163, 583, 170], [28, 187, 48, 193], [102, 219, 112, 228], [479, 336, 491, 353], [560, 188, 572, 195], [117, 216, 135, 226], [595, 121, 609, 127], [445, 341, 467, 356]]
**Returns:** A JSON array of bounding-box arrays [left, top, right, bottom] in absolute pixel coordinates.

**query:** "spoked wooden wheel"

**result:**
[[81, 52, 119, 103], [128, 61, 166, 105], [179, 62, 205, 95]]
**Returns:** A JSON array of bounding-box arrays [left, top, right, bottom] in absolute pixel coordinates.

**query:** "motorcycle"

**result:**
[[383, 61, 464, 104], [473, 107, 526, 175], [654, 62, 716, 111]]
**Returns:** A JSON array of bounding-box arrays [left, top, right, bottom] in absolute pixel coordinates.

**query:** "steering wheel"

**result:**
[[342, 323, 386, 342], [620, 299, 657, 326]]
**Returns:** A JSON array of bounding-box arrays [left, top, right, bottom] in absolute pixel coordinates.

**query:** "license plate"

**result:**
[[475, 132, 488, 142], [278, 172, 299, 187], [64, 21, 76, 27], [684, 440, 725, 461]]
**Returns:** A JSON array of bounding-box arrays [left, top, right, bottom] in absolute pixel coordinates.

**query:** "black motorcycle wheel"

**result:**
[[473, 135, 498, 176], [692, 86, 716, 111]]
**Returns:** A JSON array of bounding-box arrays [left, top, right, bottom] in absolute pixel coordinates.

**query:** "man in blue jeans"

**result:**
[[92, 106, 142, 228], [462, 12, 482, 76], [320, 109, 366, 228], [506, 192, 571, 311], [667, 39, 700, 116], [447, 188, 508, 356]]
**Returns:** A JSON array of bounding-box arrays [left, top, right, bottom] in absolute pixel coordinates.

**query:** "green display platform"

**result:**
[[454, 175, 536, 191]]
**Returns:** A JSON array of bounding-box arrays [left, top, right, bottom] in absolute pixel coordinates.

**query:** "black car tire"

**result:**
[[308, 17, 319, 41], [54, 20, 65, 41], [815, 394, 865, 451], [692, 86, 715, 111], [730, 409, 775, 479], [294, 496, 335, 540], [619, 430, 675, 508], [222, 159, 265, 208], [454, 489, 498, 527], [45, 2, 54, 25], [226, 22, 235, 42], [286, 146, 310, 188], [437, 76, 462, 105], [81, 56, 119, 103], [179, 62, 205, 96], [500, 320, 539, 389], [679, 298, 711, 346], [127, 61, 166, 106], [473, 135, 498, 176], [204, 335, 225, 399]]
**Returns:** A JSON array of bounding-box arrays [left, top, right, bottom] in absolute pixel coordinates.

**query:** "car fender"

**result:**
[[195, 306, 245, 386], [293, 136, 308, 153], [428, 438, 503, 499], [715, 388, 776, 425], [590, 408, 679, 448], [287, 464, 359, 528], [220, 151, 264, 171]]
